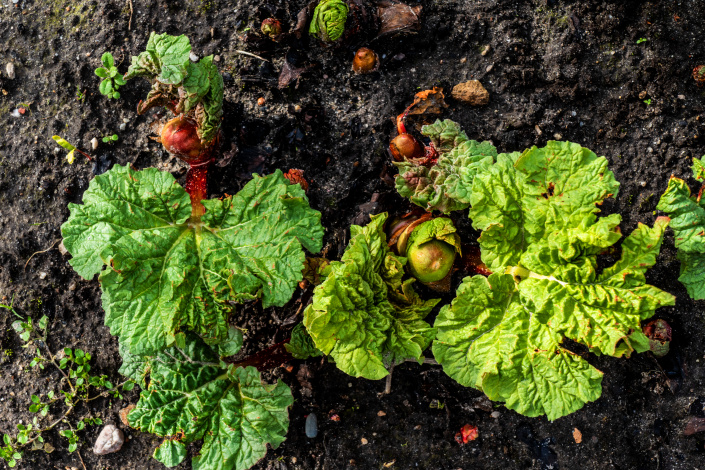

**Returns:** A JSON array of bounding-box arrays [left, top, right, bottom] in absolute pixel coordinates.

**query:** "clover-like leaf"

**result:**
[[126, 334, 293, 470], [62, 165, 324, 355], [303, 213, 438, 380]]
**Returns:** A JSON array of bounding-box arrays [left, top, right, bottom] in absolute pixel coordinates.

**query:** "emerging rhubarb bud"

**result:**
[[261, 18, 283, 40], [352, 47, 379, 74], [643, 319, 672, 357], [161, 116, 214, 164], [388, 214, 461, 291], [309, 0, 349, 42], [694, 65, 705, 86], [389, 133, 423, 161]]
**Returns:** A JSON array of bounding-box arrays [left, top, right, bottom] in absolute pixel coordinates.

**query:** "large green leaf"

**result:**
[[394, 119, 501, 213], [126, 334, 293, 470], [303, 213, 438, 380], [434, 219, 674, 421], [435, 140, 675, 420], [470, 141, 621, 272], [62, 165, 323, 355], [656, 166, 705, 299]]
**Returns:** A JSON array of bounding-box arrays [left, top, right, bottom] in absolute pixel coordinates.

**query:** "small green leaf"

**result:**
[[121, 381, 135, 391], [94, 67, 108, 78], [112, 91, 120, 100], [99, 79, 113, 95], [114, 74, 126, 86], [216, 325, 244, 357], [30, 395, 40, 404], [101, 52, 114, 68], [52, 136, 76, 152], [153, 440, 187, 468]]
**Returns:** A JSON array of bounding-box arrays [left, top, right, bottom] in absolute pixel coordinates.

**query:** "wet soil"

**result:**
[[1, 0, 705, 469]]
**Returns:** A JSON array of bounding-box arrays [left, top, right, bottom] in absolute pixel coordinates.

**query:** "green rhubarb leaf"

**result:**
[[656, 173, 705, 299], [470, 141, 621, 272], [62, 165, 323, 355], [433, 273, 604, 421], [285, 322, 323, 360], [436, 141, 675, 420], [434, 220, 673, 421], [126, 334, 293, 470], [693, 157, 705, 182], [124, 32, 191, 84], [394, 119, 499, 213], [303, 213, 438, 380]]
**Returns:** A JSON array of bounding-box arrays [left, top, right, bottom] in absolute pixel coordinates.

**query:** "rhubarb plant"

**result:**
[[303, 213, 438, 380], [120, 333, 293, 469], [61, 165, 323, 355], [394, 119, 515, 213], [433, 142, 675, 420], [656, 156, 705, 299]]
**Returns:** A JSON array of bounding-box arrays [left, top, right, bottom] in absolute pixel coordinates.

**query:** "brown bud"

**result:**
[[352, 47, 380, 74], [694, 65, 705, 86], [257, 97, 266, 106], [389, 133, 423, 161]]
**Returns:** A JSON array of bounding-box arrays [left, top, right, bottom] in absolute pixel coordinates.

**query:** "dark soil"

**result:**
[[1, 0, 705, 469]]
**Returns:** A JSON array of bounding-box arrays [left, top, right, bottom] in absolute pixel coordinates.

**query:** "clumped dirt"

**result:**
[[1, 0, 705, 469]]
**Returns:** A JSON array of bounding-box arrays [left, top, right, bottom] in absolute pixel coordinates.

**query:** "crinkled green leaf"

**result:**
[[194, 57, 224, 143], [285, 323, 323, 360], [404, 217, 461, 255], [656, 173, 705, 299], [433, 273, 604, 421], [309, 0, 349, 42], [434, 219, 673, 420], [394, 119, 500, 213], [62, 165, 323, 355], [124, 32, 191, 84], [435, 141, 675, 420], [303, 213, 438, 380], [153, 440, 187, 468], [217, 326, 244, 358], [470, 141, 621, 272], [127, 334, 293, 470], [693, 157, 705, 182]]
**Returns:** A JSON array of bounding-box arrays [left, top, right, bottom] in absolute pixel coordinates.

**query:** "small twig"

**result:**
[[76, 448, 87, 470], [127, 0, 133, 30], [235, 50, 270, 62], [24, 239, 61, 270]]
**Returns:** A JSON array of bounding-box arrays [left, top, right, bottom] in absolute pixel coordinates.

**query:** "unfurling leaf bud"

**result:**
[[389, 133, 423, 162], [161, 116, 214, 164], [309, 0, 349, 42], [261, 18, 283, 40], [643, 318, 672, 357]]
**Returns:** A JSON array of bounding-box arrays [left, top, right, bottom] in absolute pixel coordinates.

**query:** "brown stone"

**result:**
[[451, 80, 489, 106]]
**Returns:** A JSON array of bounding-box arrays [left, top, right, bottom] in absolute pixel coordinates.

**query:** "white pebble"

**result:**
[[93, 425, 124, 455], [553, 133, 563, 140], [39, 272, 47, 280], [119, 123, 126, 131], [491, 411, 500, 418], [640, 181, 647, 187], [189, 52, 199, 62], [91, 137, 99, 150], [5, 62, 15, 80]]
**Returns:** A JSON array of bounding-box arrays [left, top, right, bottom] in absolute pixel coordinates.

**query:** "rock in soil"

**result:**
[[93, 424, 125, 455], [451, 80, 489, 105]]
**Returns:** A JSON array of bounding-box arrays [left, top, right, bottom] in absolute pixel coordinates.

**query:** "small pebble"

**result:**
[[460, 57, 467, 64], [93, 424, 124, 455], [486, 64, 494, 72], [214, 55, 221, 62], [58, 241, 68, 256], [68, 282, 77, 291], [305, 413, 318, 438], [553, 133, 563, 140], [639, 91, 647, 100], [640, 181, 647, 187], [5, 62, 15, 80], [480, 45, 491, 56], [91, 137, 99, 150], [377, 410, 386, 417], [678, 94, 685, 100], [490, 411, 500, 418], [360, 437, 368, 445], [189, 52, 199, 62], [39, 272, 47, 280], [257, 97, 266, 106], [119, 123, 126, 131]]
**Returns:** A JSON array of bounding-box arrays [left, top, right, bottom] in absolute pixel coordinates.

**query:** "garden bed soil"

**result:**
[[1, 0, 705, 468]]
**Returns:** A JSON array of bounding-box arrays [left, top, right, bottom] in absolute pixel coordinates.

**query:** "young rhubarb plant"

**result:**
[[61, 165, 323, 355], [124, 32, 224, 216], [656, 157, 705, 299], [433, 142, 676, 420], [303, 213, 438, 380], [119, 333, 293, 469], [394, 120, 507, 214]]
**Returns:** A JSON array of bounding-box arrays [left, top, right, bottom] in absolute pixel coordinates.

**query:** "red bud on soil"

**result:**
[[261, 18, 283, 40], [643, 318, 672, 357], [454, 424, 478, 444], [161, 116, 214, 164], [389, 133, 423, 161], [352, 47, 379, 74]]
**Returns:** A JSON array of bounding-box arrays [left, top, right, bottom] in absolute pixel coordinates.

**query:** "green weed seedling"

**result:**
[[0, 304, 135, 467], [101, 134, 118, 144], [94, 52, 125, 99]]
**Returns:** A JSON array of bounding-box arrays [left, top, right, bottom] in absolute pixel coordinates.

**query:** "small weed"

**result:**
[[643, 98, 652, 106], [94, 52, 125, 100], [101, 134, 119, 144], [0, 302, 135, 467], [75, 85, 86, 103], [637, 37, 648, 44]]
